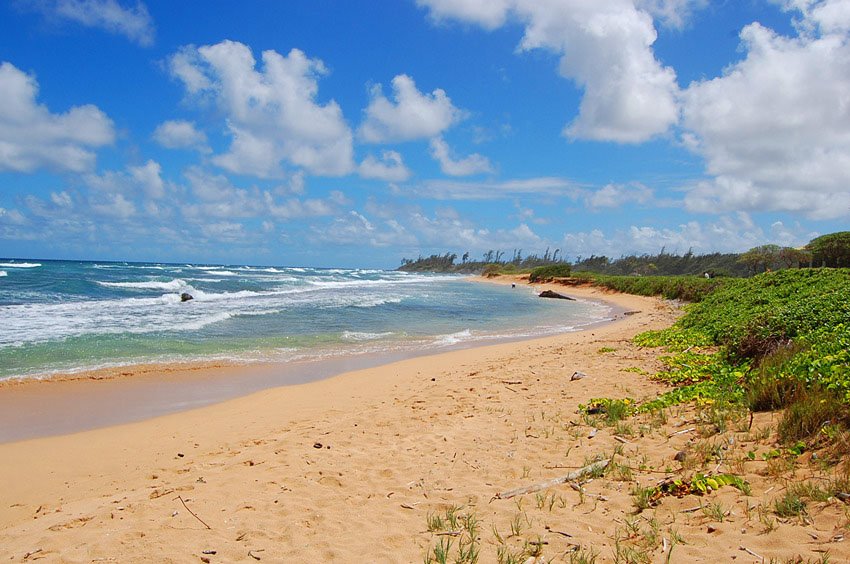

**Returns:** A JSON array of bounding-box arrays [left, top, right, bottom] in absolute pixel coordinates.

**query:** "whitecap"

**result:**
[[0, 271, 6, 277], [305, 274, 458, 290], [186, 289, 262, 302], [0, 262, 41, 268], [98, 279, 188, 291], [341, 331, 395, 342], [433, 329, 474, 347], [191, 266, 222, 272]]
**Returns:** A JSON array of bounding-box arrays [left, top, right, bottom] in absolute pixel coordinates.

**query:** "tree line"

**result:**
[[397, 231, 850, 276], [399, 248, 567, 274]]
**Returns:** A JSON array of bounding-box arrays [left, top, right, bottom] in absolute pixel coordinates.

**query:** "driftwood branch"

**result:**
[[494, 459, 610, 500], [739, 546, 764, 561], [174, 495, 211, 530], [569, 481, 609, 501]]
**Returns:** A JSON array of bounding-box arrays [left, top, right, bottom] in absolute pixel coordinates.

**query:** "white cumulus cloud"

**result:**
[[681, 8, 850, 220], [635, 0, 707, 28], [0, 62, 114, 173], [417, 0, 680, 143], [317, 211, 417, 247], [561, 215, 810, 258], [415, 177, 581, 200], [359, 74, 463, 143], [152, 120, 209, 152], [90, 193, 136, 219], [429, 137, 494, 176], [773, 0, 850, 34], [417, 0, 512, 29], [169, 41, 354, 178], [26, 0, 155, 46], [586, 183, 653, 209], [181, 166, 341, 222], [358, 151, 412, 182], [86, 159, 167, 199]]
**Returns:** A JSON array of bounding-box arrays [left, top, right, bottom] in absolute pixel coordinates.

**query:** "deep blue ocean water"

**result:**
[[0, 259, 612, 380]]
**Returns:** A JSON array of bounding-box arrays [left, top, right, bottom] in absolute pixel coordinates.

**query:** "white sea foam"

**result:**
[[349, 296, 403, 308], [0, 262, 41, 268], [98, 279, 188, 291], [237, 266, 285, 273], [187, 288, 263, 302], [341, 331, 395, 341], [434, 329, 474, 347], [0, 271, 6, 277], [190, 267, 239, 276], [305, 275, 458, 290]]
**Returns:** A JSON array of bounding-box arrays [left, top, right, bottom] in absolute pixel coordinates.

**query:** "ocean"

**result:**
[[0, 259, 613, 381]]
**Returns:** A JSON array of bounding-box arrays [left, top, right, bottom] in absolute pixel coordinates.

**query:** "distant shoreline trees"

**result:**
[[399, 248, 568, 274], [398, 231, 850, 276]]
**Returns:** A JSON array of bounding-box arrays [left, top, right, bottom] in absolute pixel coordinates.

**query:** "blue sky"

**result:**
[[1, 0, 848, 268]]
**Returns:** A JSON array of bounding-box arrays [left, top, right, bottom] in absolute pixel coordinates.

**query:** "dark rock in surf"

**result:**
[[180, 293, 194, 302], [539, 290, 575, 300]]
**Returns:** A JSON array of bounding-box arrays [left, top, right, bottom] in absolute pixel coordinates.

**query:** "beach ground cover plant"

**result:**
[[582, 274, 724, 302], [626, 268, 850, 453]]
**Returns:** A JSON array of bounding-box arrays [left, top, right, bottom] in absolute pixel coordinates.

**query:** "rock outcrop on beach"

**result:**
[[538, 289, 574, 300]]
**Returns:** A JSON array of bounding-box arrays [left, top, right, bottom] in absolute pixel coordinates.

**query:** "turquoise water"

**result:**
[[0, 259, 613, 380]]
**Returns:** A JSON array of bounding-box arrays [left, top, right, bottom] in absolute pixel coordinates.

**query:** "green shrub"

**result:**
[[590, 275, 723, 302], [528, 264, 571, 282], [778, 388, 848, 443], [673, 269, 850, 359], [631, 269, 850, 439], [481, 263, 503, 278]]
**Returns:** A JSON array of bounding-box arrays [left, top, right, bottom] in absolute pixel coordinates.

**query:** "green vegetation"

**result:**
[[528, 263, 572, 282], [736, 244, 813, 274], [807, 231, 850, 268], [583, 274, 724, 302], [630, 268, 850, 453], [632, 473, 750, 512], [423, 506, 480, 564], [398, 230, 850, 277], [580, 397, 636, 424], [572, 249, 749, 277], [399, 248, 567, 274]]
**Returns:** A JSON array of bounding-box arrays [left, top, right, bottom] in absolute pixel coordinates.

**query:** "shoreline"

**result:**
[[0, 275, 616, 388], [0, 279, 626, 443]]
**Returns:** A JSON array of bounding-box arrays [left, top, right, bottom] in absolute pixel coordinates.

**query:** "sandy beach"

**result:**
[[1, 278, 847, 563]]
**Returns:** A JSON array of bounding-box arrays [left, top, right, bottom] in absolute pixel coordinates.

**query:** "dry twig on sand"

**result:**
[[174, 495, 211, 530], [494, 459, 610, 500]]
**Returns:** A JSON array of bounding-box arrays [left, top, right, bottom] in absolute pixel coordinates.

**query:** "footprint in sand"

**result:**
[[318, 476, 343, 487]]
